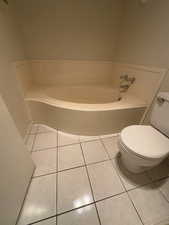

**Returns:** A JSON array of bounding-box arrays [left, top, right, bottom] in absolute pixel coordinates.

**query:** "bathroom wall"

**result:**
[[115, 0, 169, 68], [27, 60, 118, 87], [0, 3, 31, 137], [12, 0, 124, 61], [113, 0, 169, 123]]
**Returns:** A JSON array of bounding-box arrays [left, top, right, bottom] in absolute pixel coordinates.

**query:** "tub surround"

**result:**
[[14, 60, 166, 135]]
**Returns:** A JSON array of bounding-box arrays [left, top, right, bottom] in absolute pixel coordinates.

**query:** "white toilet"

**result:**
[[118, 92, 169, 173]]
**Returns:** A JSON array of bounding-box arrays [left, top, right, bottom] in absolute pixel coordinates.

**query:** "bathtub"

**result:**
[[16, 60, 166, 135], [26, 85, 147, 135]]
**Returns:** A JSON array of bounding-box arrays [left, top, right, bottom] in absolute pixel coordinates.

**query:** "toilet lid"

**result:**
[[120, 125, 169, 159]]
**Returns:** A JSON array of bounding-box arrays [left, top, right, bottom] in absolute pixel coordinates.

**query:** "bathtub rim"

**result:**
[[25, 93, 147, 112]]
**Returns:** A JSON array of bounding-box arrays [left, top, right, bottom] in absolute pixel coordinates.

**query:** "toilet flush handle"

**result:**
[[157, 92, 169, 104]]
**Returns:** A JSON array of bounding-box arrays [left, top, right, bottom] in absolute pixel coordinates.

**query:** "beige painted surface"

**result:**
[[114, 63, 166, 104], [0, 95, 34, 225], [0, 3, 31, 137], [26, 86, 146, 111], [12, 0, 124, 60], [30, 60, 119, 87], [115, 0, 169, 68], [15, 59, 165, 134], [28, 99, 145, 135], [143, 70, 169, 124], [14, 61, 33, 96], [16, 60, 165, 105], [112, 0, 169, 124]]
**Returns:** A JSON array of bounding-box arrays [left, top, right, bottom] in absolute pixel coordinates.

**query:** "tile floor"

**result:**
[[18, 124, 169, 225]]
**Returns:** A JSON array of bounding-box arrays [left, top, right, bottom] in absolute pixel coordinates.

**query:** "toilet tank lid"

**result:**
[[120, 125, 169, 159]]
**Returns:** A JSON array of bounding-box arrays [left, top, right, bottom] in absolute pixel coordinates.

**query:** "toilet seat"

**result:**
[[120, 125, 169, 160]]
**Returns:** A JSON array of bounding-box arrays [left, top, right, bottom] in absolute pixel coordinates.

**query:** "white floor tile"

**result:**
[[81, 140, 109, 164], [33, 132, 57, 151], [25, 134, 35, 152], [152, 218, 169, 225], [96, 193, 142, 225], [37, 125, 56, 133], [34, 217, 56, 225], [57, 205, 100, 225], [17, 174, 56, 225], [79, 136, 99, 142], [58, 144, 84, 171], [87, 161, 124, 201], [112, 158, 151, 190], [32, 149, 57, 177], [156, 178, 169, 201], [58, 131, 79, 146], [147, 160, 169, 181], [57, 167, 93, 214], [101, 137, 119, 159], [129, 184, 169, 225]]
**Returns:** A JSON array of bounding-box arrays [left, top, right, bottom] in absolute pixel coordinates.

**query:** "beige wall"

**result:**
[[0, 3, 31, 137], [0, 95, 34, 225], [13, 0, 124, 61], [115, 0, 169, 68], [113, 0, 169, 123]]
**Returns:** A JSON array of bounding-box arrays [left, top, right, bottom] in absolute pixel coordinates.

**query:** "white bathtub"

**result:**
[[26, 85, 147, 135], [16, 60, 165, 135], [44, 85, 120, 104]]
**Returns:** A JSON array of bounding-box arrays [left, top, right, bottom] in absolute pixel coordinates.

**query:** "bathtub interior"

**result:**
[[44, 85, 121, 104]]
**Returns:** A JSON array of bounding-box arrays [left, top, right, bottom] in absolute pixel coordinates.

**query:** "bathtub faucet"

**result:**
[[120, 74, 135, 83], [120, 74, 135, 92]]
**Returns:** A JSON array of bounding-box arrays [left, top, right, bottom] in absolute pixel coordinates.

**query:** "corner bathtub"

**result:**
[[26, 85, 147, 135]]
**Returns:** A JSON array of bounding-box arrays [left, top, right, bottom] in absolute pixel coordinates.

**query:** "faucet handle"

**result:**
[[120, 74, 128, 80]]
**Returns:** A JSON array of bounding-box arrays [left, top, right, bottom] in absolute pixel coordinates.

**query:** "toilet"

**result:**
[[118, 92, 169, 173]]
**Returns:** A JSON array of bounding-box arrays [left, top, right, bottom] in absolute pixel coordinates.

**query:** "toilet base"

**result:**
[[118, 140, 163, 174], [120, 151, 150, 173]]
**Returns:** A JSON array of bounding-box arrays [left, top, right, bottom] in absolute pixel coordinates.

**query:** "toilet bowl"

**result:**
[[118, 125, 169, 173]]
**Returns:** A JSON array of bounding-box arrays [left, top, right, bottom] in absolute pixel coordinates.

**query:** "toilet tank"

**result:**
[[150, 92, 169, 137]]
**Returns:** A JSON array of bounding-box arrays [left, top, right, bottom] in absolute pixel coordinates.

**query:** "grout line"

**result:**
[[28, 215, 57, 225], [32, 159, 112, 179], [152, 177, 169, 206], [31, 156, 169, 191], [56, 191, 127, 217], [99, 138, 112, 160], [30, 134, 117, 153], [111, 160, 144, 225], [33, 171, 58, 179], [58, 143, 81, 150], [15, 168, 36, 225], [23, 126, 169, 225], [30, 132, 38, 154], [26, 169, 169, 225], [126, 191, 144, 225], [58, 142, 80, 147], [27, 190, 130, 225], [79, 142, 102, 225], [31, 146, 58, 153], [157, 187, 169, 205]]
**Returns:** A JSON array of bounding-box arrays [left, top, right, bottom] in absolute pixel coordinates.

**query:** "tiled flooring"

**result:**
[[18, 124, 169, 225]]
